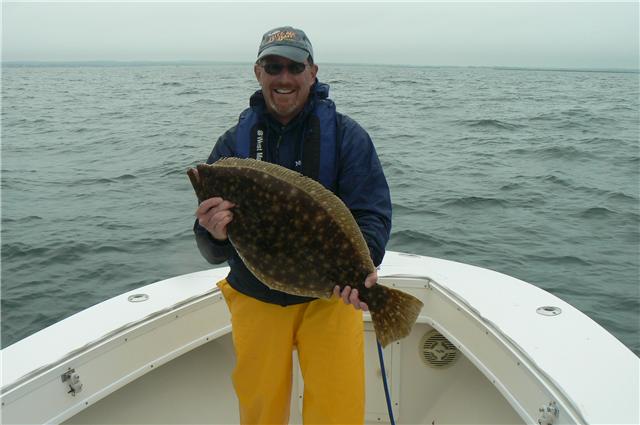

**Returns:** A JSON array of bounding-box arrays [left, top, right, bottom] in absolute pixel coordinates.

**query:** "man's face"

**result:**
[[254, 55, 318, 125]]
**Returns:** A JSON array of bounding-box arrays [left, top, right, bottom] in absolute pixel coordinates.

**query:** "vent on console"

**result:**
[[419, 330, 459, 368]]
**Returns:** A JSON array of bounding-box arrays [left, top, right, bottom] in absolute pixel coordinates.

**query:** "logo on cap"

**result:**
[[267, 30, 299, 44]]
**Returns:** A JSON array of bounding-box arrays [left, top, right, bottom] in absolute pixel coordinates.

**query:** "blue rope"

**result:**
[[376, 340, 396, 425]]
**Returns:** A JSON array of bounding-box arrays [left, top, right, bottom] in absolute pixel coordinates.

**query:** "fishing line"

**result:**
[[376, 340, 396, 425]]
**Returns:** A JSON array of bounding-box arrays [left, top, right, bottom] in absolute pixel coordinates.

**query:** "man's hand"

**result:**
[[196, 197, 235, 241], [333, 270, 378, 311]]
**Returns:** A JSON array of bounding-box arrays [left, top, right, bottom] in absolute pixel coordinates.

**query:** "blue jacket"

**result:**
[[194, 81, 392, 306]]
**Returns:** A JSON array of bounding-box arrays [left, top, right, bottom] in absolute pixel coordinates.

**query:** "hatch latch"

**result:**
[[61, 368, 83, 396], [538, 401, 559, 425]]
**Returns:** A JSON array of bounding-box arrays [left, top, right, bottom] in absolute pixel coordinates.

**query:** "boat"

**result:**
[[1, 251, 638, 424]]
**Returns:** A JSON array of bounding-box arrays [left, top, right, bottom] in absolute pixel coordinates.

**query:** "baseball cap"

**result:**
[[257, 26, 314, 63]]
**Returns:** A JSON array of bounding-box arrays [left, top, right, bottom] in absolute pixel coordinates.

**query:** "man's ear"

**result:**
[[306, 64, 318, 89], [254, 63, 261, 81]]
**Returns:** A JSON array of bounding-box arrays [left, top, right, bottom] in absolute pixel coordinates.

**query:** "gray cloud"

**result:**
[[2, 2, 638, 69]]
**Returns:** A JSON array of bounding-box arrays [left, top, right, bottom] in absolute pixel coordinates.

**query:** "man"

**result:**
[[193, 26, 392, 424]]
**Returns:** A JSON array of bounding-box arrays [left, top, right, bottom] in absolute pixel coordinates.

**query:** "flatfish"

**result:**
[[187, 157, 423, 346]]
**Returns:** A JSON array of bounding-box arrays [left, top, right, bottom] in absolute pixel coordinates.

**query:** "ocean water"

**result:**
[[2, 63, 639, 355]]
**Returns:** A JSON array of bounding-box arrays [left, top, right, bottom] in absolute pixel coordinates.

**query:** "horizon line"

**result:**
[[2, 59, 639, 74]]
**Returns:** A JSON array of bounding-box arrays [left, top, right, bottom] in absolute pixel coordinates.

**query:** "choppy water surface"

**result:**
[[2, 63, 638, 354]]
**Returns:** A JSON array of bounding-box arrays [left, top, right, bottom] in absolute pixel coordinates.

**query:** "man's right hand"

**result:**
[[196, 197, 235, 241]]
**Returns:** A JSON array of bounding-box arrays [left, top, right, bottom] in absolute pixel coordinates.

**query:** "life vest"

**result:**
[[235, 86, 338, 191]]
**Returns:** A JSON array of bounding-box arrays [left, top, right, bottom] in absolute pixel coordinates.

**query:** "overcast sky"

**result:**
[[2, 1, 639, 69]]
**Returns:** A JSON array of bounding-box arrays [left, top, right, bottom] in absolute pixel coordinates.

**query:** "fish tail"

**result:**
[[365, 284, 423, 347]]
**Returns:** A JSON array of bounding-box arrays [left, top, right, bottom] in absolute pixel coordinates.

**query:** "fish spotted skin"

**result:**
[[188, 158, 423, 346]]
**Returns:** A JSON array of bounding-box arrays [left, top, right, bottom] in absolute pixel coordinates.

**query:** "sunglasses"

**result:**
[[260, 62, 308, 76]]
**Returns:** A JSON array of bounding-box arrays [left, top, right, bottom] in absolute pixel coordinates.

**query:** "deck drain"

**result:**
[[419, 330, 459, 368]]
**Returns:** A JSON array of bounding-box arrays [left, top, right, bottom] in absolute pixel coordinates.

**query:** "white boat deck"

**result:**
[[1, 251, 638, 424], [380, 253, 639, 424]]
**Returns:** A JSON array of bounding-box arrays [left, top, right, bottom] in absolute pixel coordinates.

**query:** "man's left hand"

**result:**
[[333, 270, 377, 311]]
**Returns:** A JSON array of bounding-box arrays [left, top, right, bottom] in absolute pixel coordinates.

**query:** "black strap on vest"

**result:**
[[248, 118, 322, 182], [301, 115, 321, 181]]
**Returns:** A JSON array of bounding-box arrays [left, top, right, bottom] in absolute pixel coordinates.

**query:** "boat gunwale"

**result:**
[[1, 267, 230, 399], [1, 288, 226, 400], [378, 273, 588, 424], [378, 253, 639, 425], [1, 251, 638, 424]]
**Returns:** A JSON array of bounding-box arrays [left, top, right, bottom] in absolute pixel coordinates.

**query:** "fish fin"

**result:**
[[368, 285, 423, 347], [187, 168, 204, 203]]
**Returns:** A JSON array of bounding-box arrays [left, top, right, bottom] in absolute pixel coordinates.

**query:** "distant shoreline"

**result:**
[[488, 66, 639, 74], [2, 60, 638, 74]]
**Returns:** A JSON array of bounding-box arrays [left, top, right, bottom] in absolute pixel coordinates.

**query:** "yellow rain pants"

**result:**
[[218, 279, 365, 424]]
